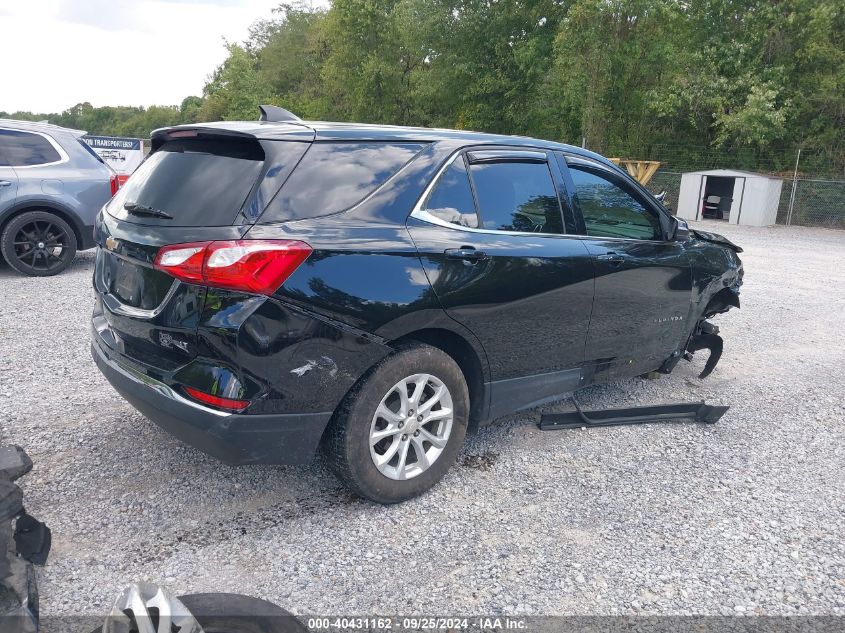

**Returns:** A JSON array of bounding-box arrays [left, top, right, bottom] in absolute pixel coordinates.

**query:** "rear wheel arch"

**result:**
[[0, 210, 78, 276], [320, 326, 488, 450], [392, 328, 487, 432], [321, 341, 470, 502], [1, 202, 87, 251]]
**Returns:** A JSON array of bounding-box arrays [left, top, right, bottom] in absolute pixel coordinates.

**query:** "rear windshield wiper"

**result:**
[[124, 202, 174, 220]]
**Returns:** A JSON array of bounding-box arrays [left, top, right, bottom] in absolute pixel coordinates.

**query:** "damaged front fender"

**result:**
[[702, 287, 741, 318], [673, 234, 743, 379], [686, 320, 723, 378]]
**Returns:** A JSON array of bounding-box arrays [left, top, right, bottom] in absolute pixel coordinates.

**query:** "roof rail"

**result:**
[[0, 118, 87, 136], [258, 105, 302, 123]]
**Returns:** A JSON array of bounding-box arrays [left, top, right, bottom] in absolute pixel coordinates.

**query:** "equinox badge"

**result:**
[[654, 315, 684, 324]]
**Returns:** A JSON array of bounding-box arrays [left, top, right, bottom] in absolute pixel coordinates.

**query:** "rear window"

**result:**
[[263, 142, 426, 221], [106, 138, 265, 226], [0, 129, 63, 167]]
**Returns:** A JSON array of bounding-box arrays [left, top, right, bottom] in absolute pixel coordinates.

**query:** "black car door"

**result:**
[[407, 147, 595, 419], [558, 154, 694, 380]]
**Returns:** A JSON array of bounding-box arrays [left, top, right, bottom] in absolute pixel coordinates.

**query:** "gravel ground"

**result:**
[[0, 220, 843, 619]]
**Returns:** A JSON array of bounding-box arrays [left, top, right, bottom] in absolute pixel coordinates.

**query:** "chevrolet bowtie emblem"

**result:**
[[105, 236, 118, 251]]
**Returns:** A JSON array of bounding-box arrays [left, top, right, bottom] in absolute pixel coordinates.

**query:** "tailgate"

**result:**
[[93, 130, 310, 369], [92, 230, 214, 369]]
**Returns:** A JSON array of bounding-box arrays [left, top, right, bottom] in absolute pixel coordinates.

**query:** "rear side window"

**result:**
[[469, 161, 564, 234], [106, 138, 265, 226], [0, 129, 62, 167], [421, 156, 478, 228], [78, 138, 106, 164], [267, 142, 426, 221]]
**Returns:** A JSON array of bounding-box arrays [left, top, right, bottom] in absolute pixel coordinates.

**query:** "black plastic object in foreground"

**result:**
[[0, 478, 24, 523], [0, 447, 33, 482], [539, 400, 729, 430], [0, 445, 41, 633], [14, 514, 52, 566]]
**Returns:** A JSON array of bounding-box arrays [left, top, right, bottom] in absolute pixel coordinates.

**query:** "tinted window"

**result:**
[[270, 142, 426, 221], [422, 156, 478, 228], [106, 138, 264, 226], [569, 166, 661, 240], [0, 129, 62, 166], [469, 161, 563, 234], [77, 138, 106, 164]]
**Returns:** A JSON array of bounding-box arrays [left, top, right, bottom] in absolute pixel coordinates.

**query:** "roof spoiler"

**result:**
[[258, 105, 302, 123]]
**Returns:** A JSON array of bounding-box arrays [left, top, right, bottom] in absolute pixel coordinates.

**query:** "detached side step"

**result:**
[[539, 401, 729, 431]]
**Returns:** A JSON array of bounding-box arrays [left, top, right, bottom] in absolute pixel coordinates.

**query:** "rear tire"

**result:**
[[323, 344, 469, 503], [178, 593, 308, 633], [88, 593, 307, 633], [1, 211, 77, 276]]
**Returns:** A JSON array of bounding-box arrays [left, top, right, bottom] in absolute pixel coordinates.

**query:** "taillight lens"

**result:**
[[182, 386, 249, 411], [154, 240, 311, 295], [155, 242, 207, 284], [109, 174, 120, 196]]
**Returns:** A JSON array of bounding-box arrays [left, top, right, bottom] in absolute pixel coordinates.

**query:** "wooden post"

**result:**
[[607, 159, 662, 186]]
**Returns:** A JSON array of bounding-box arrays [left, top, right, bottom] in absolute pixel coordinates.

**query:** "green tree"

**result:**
[[199, 43, 267, 121]]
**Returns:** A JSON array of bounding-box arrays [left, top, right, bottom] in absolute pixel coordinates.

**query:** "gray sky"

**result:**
[[0, 0, 284, 112]]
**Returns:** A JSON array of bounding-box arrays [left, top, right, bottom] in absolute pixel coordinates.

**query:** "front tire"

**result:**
[[323, 344, 469, 503], [1, 211, 77, 276]]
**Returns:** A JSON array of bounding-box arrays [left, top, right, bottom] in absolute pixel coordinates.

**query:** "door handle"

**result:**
[[596, 252, 624, 266], [0, 181, 12, 187], [445, 246, 488, 262]]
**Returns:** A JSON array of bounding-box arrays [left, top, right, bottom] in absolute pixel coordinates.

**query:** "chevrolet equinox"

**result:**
[[91, 109, 743, 503]]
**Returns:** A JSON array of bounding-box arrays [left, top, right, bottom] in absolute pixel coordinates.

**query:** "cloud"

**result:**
[[1, 0, 281, 112], [57, 0, 141, 31], [157, 0, 248, 4], [56, 0, 248, 32]]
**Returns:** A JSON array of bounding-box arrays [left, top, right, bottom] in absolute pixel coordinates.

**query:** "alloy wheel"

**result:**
[[11, 220, 71, 274], [369, 373, 454, 480]]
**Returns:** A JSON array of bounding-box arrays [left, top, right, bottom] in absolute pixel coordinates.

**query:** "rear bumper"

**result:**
[[91, 337, 332, 465]]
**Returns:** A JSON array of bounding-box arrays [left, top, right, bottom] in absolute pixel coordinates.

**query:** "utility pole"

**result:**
[[786, 148, 801, 226]]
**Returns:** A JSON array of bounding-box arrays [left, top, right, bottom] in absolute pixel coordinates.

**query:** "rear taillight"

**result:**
[[182, 386, 249, 411], [154, 240, 312, 295], [109, 174, 120, 196]]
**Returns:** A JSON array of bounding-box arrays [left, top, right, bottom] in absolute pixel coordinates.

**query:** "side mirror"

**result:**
[[673, 217, 690, 241]]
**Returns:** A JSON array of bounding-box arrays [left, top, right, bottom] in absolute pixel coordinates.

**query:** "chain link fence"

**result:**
[[621, 146, 845, 229], [775, 179, 845, 228]]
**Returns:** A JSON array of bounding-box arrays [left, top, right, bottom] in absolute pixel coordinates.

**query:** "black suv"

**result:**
[[91, 112, 743, 503]]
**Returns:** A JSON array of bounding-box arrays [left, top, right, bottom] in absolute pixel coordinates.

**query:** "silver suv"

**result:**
[[0, 119, 116, 276]]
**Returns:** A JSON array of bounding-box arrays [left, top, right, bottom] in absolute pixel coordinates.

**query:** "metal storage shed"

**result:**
[[676, 169, 783, 226]]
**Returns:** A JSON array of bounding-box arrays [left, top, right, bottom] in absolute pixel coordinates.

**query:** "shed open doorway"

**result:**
[[678, 169, 781, 226], [700, 175, 739, 221]]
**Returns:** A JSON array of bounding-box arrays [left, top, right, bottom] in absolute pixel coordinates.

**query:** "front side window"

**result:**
[[0, 129, 62, 167], [421, 156, 478, 228], [568, 166, 662, 240], [468, 160, 563, 234]]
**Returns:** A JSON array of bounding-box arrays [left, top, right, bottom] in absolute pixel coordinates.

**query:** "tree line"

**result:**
[[4, 0, 843, 173]]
